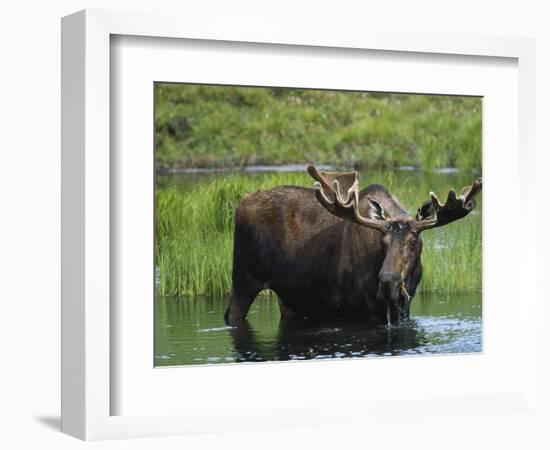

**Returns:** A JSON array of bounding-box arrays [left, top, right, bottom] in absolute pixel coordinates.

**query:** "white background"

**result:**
[[1, 1, 548, 449]]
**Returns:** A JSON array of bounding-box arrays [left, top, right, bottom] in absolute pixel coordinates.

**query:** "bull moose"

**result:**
[[224, 165, 482, 327]]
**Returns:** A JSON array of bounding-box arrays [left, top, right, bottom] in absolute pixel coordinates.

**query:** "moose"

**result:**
[[224, 165, 482, 327]]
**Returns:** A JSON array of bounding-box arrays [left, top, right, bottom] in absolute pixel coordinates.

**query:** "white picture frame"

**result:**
[[61, 9, 538, 441]]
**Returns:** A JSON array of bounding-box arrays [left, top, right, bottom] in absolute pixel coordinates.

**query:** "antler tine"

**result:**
[[307, 165, 387, 232], [415, 178, 482, 232], [463, 178, 482, 206]]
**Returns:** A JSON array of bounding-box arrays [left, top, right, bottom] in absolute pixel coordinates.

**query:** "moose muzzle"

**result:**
[[377, 272, 402, 303]]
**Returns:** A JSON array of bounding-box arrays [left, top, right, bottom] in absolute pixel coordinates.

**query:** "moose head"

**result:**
[[307, 165, 482, 325]]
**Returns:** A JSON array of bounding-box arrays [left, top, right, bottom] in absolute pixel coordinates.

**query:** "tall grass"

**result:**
[[155, 85, 482, 172], [156, 173, 308, 296], [419, 219, 482, 292], [156, 172, 482, 297]]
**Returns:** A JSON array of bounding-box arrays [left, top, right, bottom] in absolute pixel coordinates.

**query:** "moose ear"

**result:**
[[367, 197, 387, 220]]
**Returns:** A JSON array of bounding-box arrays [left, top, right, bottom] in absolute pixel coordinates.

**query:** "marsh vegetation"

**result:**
[[156, 170, 482, 298]]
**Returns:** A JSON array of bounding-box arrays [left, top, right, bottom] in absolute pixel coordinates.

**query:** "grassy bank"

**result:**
[[156, 172, 482, 297], [155, 84, 482, 172]]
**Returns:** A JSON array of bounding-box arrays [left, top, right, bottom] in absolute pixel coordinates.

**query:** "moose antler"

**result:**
[[307, 165, 388, 232], [415, 178, 482, 232]]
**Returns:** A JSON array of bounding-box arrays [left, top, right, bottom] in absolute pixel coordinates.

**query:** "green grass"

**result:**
[[155, 84, 482, 172], [419, 219, 482, 292], [156, 171, 482, 297]]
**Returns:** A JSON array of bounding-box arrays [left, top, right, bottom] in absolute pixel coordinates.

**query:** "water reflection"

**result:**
[[154, 292, 482, 366], [229, 318, 425, 362]]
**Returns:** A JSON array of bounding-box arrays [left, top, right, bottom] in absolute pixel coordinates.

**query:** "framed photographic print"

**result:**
[[62, 9, 538, 441]]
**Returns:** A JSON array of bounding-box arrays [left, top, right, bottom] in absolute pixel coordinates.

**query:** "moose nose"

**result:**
[[379, 272, 401, 285], [377, 272, 402, 302]]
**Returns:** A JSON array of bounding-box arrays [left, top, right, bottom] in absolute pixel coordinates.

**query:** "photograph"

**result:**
[[154, 83, 483, 366]]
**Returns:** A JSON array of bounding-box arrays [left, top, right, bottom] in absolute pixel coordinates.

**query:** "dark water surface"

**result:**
[[155, 292, 482, 366]]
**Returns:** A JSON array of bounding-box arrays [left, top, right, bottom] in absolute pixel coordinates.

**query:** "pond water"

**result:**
[[154, 167, 482, 367], [155, 292, 482, 366]]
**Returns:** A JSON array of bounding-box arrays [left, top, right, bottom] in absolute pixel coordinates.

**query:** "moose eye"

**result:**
[[409, 239, 417, 249]]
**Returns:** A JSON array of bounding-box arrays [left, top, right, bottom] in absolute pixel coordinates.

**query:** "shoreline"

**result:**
[[156, 163, 475, 176]]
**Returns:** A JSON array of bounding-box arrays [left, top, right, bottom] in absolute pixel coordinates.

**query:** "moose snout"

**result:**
[[377, 272, 402, 302]]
